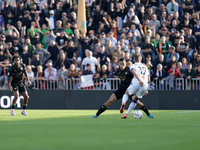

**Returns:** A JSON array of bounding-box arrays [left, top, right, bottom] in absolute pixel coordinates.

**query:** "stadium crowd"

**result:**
[[0, 0, 200, 90]]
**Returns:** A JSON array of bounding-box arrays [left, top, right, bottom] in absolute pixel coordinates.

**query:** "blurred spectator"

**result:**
[[166, 62, 179, 89], [20, 45, 31, 66], [181, 57, 188, 71], [47, 40, 60, 63], [154, 63, 166, 89], [195, 64, 200, 78], [33, 42, 51, 65], [64, 40, 77, 63], [57, 65, 68, 89], [44, 61, 57, 80], [166, 46, 180, 63], [26, 65, 34, 86], [31, 53, 42, 73], [167, 0, 179, 15], [45, 30, 56, 48], [67, 63, 79, 89], [112, 44, 125, 60], [192, 54, 200, 69], [55, 52, 70, 70], [184, 63, 195, 89], [177, 62, 184, 78], [97, 45, 109, 66], [82, 50, 98, 74]]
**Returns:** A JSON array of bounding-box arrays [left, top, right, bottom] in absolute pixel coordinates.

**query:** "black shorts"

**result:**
[[113, 87, 127, 100], [11, 83, 26, 93]]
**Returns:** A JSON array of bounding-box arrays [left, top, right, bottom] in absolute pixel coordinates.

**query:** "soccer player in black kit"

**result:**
[[8, 56, 31, 116], [91, 58, 153, 118]]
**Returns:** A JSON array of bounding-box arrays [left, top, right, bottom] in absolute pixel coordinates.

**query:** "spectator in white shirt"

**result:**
[[82, 50, 98, 74]]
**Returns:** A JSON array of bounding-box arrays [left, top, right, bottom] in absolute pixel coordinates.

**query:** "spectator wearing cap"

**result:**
[[167, 0, 179, 15], [45, 61, 57, 80], [47, 40, 60, 63], [82, 50, 98, 74], [20, 45, 31, 66], [166, 46, 180, 63], [55, 52, 70, 70], [184, 63, 195, 89], [123, 8, 140, 28], [33, 42, 51, 65], [176, 35, 189, 58]]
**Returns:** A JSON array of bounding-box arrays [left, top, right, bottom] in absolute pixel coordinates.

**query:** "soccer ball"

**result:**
[[133, 110, 143, 119]]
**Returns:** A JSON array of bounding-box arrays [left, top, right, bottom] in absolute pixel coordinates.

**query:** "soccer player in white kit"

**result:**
[[121, 54, 154, 119]]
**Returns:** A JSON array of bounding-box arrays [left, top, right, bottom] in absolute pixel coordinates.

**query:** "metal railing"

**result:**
[[1, 76, 200, 90]]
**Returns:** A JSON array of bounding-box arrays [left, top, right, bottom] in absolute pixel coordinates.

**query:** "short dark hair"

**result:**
[[86, 64, 91, 67], [134, 54, 142, 62], [119, 58, 125, 62], [12, 55, 21, 62]]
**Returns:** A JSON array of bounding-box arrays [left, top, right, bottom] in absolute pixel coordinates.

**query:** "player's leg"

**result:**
[[120, 84, 137, 113], [137, 100, 154, 118], [91, 93, 117, 118], [20, 85, 29, 116], [11, 90, 19, 116], [121, 95, 138, 119]]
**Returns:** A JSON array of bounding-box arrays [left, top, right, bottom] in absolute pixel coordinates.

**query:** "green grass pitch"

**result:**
[[0, 110, 199, 150]]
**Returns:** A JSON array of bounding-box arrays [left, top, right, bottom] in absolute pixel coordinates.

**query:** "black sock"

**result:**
[[11, 104, 16, 109], [96, 105, 108, 117], [23, 105, 27, 110], [140, 106, 150, 116]]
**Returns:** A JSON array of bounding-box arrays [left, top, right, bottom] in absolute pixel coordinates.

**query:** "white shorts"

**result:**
[[127, 83, 148, 99]]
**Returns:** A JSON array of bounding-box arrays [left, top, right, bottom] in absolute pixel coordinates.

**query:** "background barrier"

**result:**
[[0, 90, 200, 110]]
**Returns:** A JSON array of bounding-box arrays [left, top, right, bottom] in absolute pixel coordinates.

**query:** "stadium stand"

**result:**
[[0, 0, 200, 90]]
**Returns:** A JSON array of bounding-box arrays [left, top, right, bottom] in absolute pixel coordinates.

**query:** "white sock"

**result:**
[[126, 101, 137, 115], [122, 94, 129, 104]]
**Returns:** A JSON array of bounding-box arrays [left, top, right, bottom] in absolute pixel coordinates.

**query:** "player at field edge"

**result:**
[[121, 54, 154, 119], [8, 55, 31, 116], [91, 58, 153, 118]]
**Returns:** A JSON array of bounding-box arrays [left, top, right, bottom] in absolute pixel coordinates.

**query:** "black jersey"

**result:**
[[116, 67, 133, 89], [8, 64, 26, 84]]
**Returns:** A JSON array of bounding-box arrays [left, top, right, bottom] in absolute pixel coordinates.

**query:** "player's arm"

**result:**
[[131, 69, 143, 86], [148, 75, 150, 83]]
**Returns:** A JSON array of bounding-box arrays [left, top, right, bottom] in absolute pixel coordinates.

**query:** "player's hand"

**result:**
[[9, 84, 13, 92], [28, 80, 31, 86], [139, 81, 144, 87]]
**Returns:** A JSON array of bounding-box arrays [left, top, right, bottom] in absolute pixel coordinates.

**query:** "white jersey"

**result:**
[[129, 63, 149, 86]]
